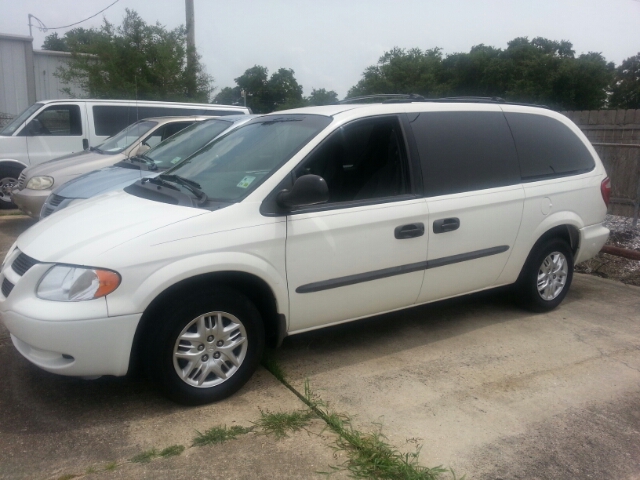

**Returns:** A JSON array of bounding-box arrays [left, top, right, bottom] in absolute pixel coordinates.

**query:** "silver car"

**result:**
[[40, 115, 258, 218], [11, 116, 203, 217]]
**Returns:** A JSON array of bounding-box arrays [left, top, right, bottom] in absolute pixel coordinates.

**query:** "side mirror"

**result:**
[[276, 174, 329, 209]]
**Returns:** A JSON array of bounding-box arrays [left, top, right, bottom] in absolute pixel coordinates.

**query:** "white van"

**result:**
[[0, 99, 610, 405], [0, 99, 250, 205]]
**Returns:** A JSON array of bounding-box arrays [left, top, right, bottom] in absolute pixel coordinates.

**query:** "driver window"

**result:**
[[26, 105, 82, 136], [295, 116, 410, 203], [143, 122, 193, 148]]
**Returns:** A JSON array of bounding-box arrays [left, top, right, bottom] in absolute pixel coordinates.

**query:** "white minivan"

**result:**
[[0, 99, 250, 205], [0, 99, 611, 405]]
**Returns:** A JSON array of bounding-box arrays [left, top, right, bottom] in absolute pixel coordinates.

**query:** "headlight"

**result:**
[[26, 176, 54, 190], [37, 265, 121, 301]]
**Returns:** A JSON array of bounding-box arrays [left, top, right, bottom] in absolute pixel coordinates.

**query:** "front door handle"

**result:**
[[433, 218, 460, 234], [394, 223, 425, 239]]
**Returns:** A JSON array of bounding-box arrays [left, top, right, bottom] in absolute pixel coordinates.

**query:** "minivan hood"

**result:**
[[53, 165, 153, 199], [25, 151, 127, 181], [16, 190, 207, 264]]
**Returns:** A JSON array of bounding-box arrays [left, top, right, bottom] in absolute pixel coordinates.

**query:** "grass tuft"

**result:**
[[261, 349, 286, 382], [192, 424, 253, 447], [254, 409, 315, 439], [104, 461, 117, 471], [159, 444, 185, 457], [57, 475, 77, 480], [130, 448, 158, 463]]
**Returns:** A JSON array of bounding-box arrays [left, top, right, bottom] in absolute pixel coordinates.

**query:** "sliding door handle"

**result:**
[[433, 218, 460, 234], [394, 223, 425, 239]]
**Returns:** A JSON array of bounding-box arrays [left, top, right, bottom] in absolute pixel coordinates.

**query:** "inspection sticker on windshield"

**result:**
[[170, 156, 182, 164], [237, 176, 256, 188]]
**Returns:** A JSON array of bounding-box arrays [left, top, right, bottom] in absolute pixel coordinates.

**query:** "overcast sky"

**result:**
[[2, 0, 639, 99]]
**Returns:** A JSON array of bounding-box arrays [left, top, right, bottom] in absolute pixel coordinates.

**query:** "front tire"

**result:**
[[144, 288, 265, 405], [516, 238, 574, 312], [0, 165, 22, 209]]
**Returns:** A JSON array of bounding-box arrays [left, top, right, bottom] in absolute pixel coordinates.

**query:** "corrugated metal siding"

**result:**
[[0, 38, 29, 115], [34, 52, 85, 100]]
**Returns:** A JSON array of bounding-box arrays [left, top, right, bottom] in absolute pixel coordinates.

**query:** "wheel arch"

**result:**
[[128, 271, 286, 376], [0, 159, 28, 172], [516, 223, 579, 286]]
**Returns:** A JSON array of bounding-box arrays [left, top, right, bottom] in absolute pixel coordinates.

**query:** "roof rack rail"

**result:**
[[336, 94, 548, 109], [337, 94, 426, 104]]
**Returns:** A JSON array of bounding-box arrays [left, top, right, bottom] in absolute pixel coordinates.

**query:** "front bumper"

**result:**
[[2, 310, 141, 377], [11, 188, 50, 218], [1, 252, 141, 377]]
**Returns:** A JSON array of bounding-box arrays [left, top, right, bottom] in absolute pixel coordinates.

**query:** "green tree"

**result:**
[[347, 47, 444, 98], [41, 32, 69, 52], [609, 53, 640, 109], [269, 68, 304, 110], [52, 9, 214, 102], [347, 38, 614, 110], [213, 65, 305, 113], [306, 88, 339, 105]]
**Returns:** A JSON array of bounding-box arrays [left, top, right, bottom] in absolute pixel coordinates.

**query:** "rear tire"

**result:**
[[516, 238, 574, 312], [0, 165, 22, 209], [143, 287, 265, 405]]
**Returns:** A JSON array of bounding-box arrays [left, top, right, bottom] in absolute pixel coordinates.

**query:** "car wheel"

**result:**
[[517, 238, 574, 312], [0, 165, 22, 209], [145, 287, 265, 405]]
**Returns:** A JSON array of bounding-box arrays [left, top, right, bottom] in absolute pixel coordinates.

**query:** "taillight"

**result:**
[[601, 177, 611, 208]]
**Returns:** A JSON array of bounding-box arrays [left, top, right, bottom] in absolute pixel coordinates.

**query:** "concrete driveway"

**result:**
[[1, 213, 639, 479]]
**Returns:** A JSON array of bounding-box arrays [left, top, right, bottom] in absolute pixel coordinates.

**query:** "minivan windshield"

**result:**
[[160, 115, 332, 202], [96, 120, 157, 154], [0, 103, 43, 136], [142, 118, 233, 169]]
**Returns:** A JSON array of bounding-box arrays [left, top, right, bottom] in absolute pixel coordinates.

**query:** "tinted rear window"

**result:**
[[410, 111, 520, 197], [504, 113, 595, 181]]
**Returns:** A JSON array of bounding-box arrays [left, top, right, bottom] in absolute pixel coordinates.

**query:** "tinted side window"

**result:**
[[142, 122, 193, 148], [93, 106, 135, 136], [295, 116, 411, 203], [504, 113, 595, 180], [25, 104, 82, 136], [410, 111, 520, 197]]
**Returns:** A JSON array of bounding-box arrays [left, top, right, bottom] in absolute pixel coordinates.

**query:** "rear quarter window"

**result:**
[[504, 112, 595, 181], [410, 111, 521, 197]]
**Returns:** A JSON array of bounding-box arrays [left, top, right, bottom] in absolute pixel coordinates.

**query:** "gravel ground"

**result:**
[[575, 214, 640, 286]]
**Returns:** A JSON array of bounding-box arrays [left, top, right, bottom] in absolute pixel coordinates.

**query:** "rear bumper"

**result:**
[[11, 188, 50, 218], [575, 223, 610, 264]]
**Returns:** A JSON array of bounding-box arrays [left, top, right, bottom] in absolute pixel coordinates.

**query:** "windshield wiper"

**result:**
[[129, 156, 158, 171], [142, 176, 180, 191], [158, 174, 209, 202]]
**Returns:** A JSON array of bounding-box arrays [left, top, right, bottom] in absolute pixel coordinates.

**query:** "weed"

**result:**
[[86, 466, 97, 474], [57, 475, 77, 480], [261, 349, 286, 382], [159, 444, 185, 457], [104, 461, 117, 471], [130, 448, 158, 463], [254, 409, 315, 439], [192, 425, 253, 447]]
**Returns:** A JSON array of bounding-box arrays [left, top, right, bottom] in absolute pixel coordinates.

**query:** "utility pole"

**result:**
[[185, 0, 196, 98]]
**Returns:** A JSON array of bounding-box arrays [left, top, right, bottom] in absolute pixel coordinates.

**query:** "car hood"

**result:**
[[53, 165, 156, 199], [16, 190, 207, 264], [25, 151, 127, 180]]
